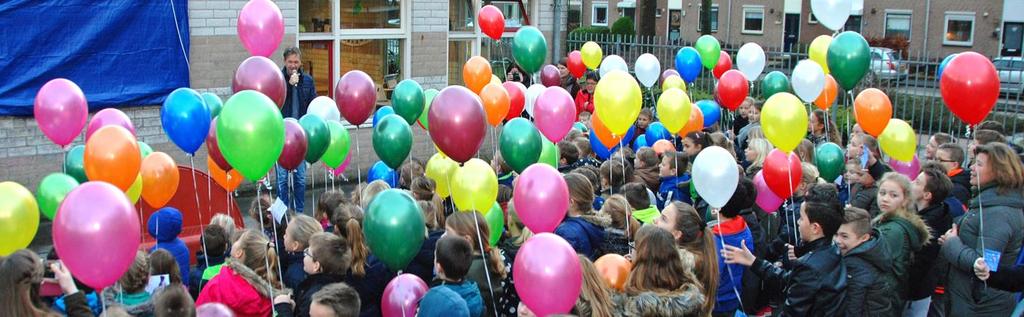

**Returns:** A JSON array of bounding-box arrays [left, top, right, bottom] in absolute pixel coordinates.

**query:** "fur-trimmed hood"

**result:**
[[614, 284, 706, 317], [224, 259, 288, 298]]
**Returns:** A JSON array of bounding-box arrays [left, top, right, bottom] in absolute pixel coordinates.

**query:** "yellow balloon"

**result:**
[[661, 75, 687, 93], [810, 35, 832, 75], [656, 88, 692, 134], [0, 182, 40, 256], [594, 70, 642, 136], [490, 74, 502, 86], [581, 41, 603, 70], [761, 93, 808, 153], [451, 158, 497, 213], [426, 153, 458, 198], [126, 174, 142, 204], [879, 119, 917, 162]]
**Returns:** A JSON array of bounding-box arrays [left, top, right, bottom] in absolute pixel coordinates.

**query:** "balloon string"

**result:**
[[715, 209, 746, 312], [287, 169, 295, 222], [619, 136, 629, 236], [254, 184, 278, 316], [310, 163, 316, 216], [207, 165, 213, 222], [471, 210, 500, 317], [846, 90, 854, 202], [356, 126, 363, 185], [189, 156, 211, 268], [787, 160, 800, 247]]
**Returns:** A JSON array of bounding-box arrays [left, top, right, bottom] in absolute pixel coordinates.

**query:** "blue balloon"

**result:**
[[161, 88, 211, 154], [373, 106, 395, 127], [937, 54, 958, 79], [368, 161, 398, 187], [590, 129, 618, 160], [633, 135, 648, 151], [674, 47, 702, 83], [573, 122, 588, 132], [645, 122, 671, 143], [696, 100, 721, 128]]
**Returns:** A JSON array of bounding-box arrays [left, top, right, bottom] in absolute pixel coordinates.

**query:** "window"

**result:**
[[592, 2, 608, 26], [885, 12, 911, 40], [450, 0, 474, 32], [568, 0, 582, 31], [742, 6, 764, 34], [845, 15, 862, 32], [299, 41, 333, 96], [494, 0, 531, 28], [808, 13, 818, 24], [944, 12, 975, 46], [340, 0, 401, 29], [448, 40, 476, 86], [299, 0, 333, 33], [697, 4, 719, 32], [341, 39, 404, 100]]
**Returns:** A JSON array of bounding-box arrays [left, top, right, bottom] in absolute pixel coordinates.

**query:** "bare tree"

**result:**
[[636, 0, 656, 36], [700, 0, 711, 35]]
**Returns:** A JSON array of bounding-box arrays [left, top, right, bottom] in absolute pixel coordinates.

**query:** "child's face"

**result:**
[[303, 248, 320, 274], [585, 79, 598, 93], [844, 164, 861, 184], [637, 114, 652, 129], [851, 124, 864, 136], [654, 204, 680, 240], [797, 205, 817, 242], [683, 138, 699, 157], [659, 155, 674, 177], [310, 301, 336, 317], [284, 229, 298, 252], [877, 180, 908, 213], [747, 107, 761, 123], [808, 114, 821, 134], [846, 137, 863, 160], [579, 111, 592, 124], [834, 224, 870, 255]]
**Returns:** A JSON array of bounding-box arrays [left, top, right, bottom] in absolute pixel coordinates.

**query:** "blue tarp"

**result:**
[[0, 0, 190, 116]]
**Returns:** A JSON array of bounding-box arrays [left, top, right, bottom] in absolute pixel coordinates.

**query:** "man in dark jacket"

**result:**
[[836, 207, 899, 317], [277, 46, 317, 214], [936, 143, 970, 206], [906, 165, 955, 314]]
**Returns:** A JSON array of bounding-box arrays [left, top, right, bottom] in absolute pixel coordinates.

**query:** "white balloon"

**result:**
[[308, 96, 341, 122], [792, 60, 827, 103], [634, 54, 661, 88], [525, 84, 546, 117], [691, 146, 739, 208], [811, 0, 853, 31], [737, 43, 766, 82], [599, 55, 629, 78]]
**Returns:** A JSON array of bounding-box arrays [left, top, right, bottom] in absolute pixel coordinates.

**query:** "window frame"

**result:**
[[696, 4, 720, 33], [808, 12, 818, 24], [742, 5, 765, 35], [592, 2, 609, 26], [883, 10, 912, 41], [943, 12, 975, 47]]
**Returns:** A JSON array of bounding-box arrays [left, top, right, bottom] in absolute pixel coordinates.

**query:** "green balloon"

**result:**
[[419, 89, 439, 130], [364, 189, 426, 271], [63, 145, 87, 183], [372, 114, 413, 169], [486, 202, 505, 246], [499, 118, 543, 173], [323, 121, 351, 169], [217, 90, 285, 181], [761, 71, 792, 100], [539, 139, 559, 168], [392, 79, 425, 125], [695, 35, 721, 70], [36, 173, 79, 220], [827, 31, 871, 91], [202, 92, 224, 119], [138, 141, 153, 159], [815, 142, 845, 183], [512, 26, 548, 74], [300, 114, 330, 163]]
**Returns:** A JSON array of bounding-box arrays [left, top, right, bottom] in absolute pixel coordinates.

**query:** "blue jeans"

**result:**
[[275, 163, 306, 213]]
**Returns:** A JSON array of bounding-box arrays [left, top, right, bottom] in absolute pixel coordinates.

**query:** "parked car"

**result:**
[[994, 56, 1024, 95], [869, 47, 909, 82]]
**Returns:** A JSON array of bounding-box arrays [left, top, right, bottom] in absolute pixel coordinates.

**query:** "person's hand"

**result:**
[[274, 294, 294, 306], [939, 224, 959, 245], [974, 257, 990, 281], [786, 243, 797, 261], [721, 240, 756, 267], [48, 261, 78, 295], [289, 71, 300, 86]]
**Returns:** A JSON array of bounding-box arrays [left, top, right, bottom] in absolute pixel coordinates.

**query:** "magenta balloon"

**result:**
[[334, 70, 377, 125], [428, 86, 487, 163], [754, 171, 784, 213], [513, 164, 569, 233], [661, 69, 681, 83], [34, 78, 88, 148], [889, 156, 921, 179], [232, 56, 286, 108], [382, 273, 429, 317], [206, 118, 232, 171], [514, 233, 583, 316], [534, 87, 576, 143], [86, 108, 135, 140], [197, 303, 236, 317], [53, 182, 141, 289], [278, 119, 308, 171], [540, 64, 561, 87], [237, 0, 284, 57], [331, 153, 352, 176]]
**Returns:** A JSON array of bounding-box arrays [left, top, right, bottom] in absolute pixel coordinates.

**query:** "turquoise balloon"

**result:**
[[391, 79, 425, 125], [512, 26, 548, 74], [827, 31, 871, 91], [300, 114, 330, 163], [364, 189, 426, 271], [63, 145, 87, 183], [201, 92, 223, 118], [216, 90, 285, 181], [138, 141, 153, 159]]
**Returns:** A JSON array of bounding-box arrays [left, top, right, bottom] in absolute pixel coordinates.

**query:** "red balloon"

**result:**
[[335, 70, 377, 125], [278, 119, 308, 171], [206, 118, 232, 172], [232, 56, 286, 108], [540, 65, 561, 87], [428, 86, 487, 163], [940, 52, 999, 125], [382, 274, 429, 317], [567, 51, 586, 79], [716, 70, 749, 111], [478, 5, 506, 41], [762, 149, 802, 199], [713, 51, 733, 79], [503, 81, 527, 121]]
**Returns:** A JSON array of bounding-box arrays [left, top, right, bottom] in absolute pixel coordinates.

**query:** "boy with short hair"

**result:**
[[433, 235, 484, 317], [935, 143, 970, 206], [274, 232, 353, 317], [189, 224, 229, 298], [657, 150, 691, 208], [835, 207, 898, 316], [710, 178, 756, 316], [309, 283, 361, 317], [621, 182, 659, 224], [599, 159, 633, 197], [154, 285, 196, 317], [557, 141, 582, 173]]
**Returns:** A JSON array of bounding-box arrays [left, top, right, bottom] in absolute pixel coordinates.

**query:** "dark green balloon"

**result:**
[[36, 173, 79, 220], [299, 114, 330, 163], [512, 26, 548, 74], [827, 31, 871, 91], [63, 145, 87, 183], [499, 118, 543, 173], [815, 142, 845, 182], [761, 71, 792, 100], [201, 92, 223, 118], [392, 79, 425, 125], [364, 189, 426, 271], [372, 114, 413, 169], [539, 139, 559, 168]]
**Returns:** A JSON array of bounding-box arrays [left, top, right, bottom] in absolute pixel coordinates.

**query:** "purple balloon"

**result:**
[[233, 56, 286, 107], [86, 108, 135, 141], [34, 78, 88, 148], [382, 274, 429, 317], [514, 233, 583, 317], [237, 0, 284, 57], [889, 156, 921, 179], [540, 64, 561, 87], [334, 70, 377, 126], [754, 171, 784, 213], [53, 182, 141, 289], [534, 87, 576, 143], [661, 69, 681, 83], [428, 86, 487, 163], [513, 164, 569, 233], [279, 118, 308, 171], [197, 303, 236, 317]]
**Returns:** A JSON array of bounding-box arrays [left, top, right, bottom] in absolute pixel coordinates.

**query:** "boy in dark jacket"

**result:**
[[275, 233, 351, 317], [189, 225, 229, 299], [657, 150, 691, 209], [710, 178, 756, 316], [432, 235, 485, 317], [836, 207, 899, 316], [936, 143, 971, 207], [557, 140, 584, 173], [907, 165, 955, 314], [147, 207, 191, 280]]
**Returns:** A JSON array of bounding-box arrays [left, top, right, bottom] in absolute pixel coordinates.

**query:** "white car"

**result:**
[[869, 47, 909, 81], [994, 57, 1024, 95]]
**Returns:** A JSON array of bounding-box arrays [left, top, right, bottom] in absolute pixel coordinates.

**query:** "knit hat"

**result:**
[[147, 207, 183, 242], [418, 287, 470, 317]]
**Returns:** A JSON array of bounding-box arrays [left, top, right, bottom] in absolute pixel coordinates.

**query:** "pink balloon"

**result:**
[[513, 164, 569, 233], [514, 233, 583, 316], [86, 108, 135, 140], [428, 86, 487, 163], [53, 182, 141, 289], [197, 303, 236, 317], [889, 156, 921, 179], [661, 69, 681, 83], [533, 87, 575, 143], [34, 78, 88, 148], [754, 171, 784, 213], [382, 273, 429, 317], [334, 70, 377, 125], [232, 56, 286, 108], [540, 64, 561, 87], [279, 119, 308, 171], [206, 118, 232, 171], [237, 0, 284, 57], [330, 154, 352, 177]]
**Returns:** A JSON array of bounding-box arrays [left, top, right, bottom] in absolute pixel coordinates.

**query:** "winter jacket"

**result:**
[[711, 216, 753, 314], [497, 172, 515, 188], [574, 89, 594, 118], [102, 287, 153, 317], [466, 253, 504, 317], [843, 234, 900, 317], [634, 165, 661, 193], [599, 227, 631, 257], [280, 68, 316, 119], [63, 291, 96, 317], [850, 184, 881, 218], [281, 250, 307, 290], [947, 168, 971, 207], [554, 214, 611, 260], [408, 230, 443, 284], [189, 252, 227, 299], [658, 175, 691, 209], [612, 284, 706, 317], [940, 186, 1024, 316], [561, 75, 580, 98], [909, 201, 953, 300], [986, 264, 1024, 292], [435, 281, 485, 317], [632, 205, 660, 224], [274, 273, 345, 317], [770, 196, 804, 262], [875, 212, 930, 300], [749, 237, 847, 317], [196, 260, 285, 317], [147, 207, 191, 280], [496, 240, 523, 316], [346, 255, 396, 317]]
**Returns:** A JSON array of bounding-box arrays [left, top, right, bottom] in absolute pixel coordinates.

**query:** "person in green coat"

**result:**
[[873, 173, 931, 307]]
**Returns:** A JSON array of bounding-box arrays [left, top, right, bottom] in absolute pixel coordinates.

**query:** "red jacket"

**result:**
[[575, 89, 594, 119], [196, 264, 273, 317]]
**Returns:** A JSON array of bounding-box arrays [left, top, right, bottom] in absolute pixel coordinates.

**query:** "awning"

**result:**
[[668, 0, 681, 10], [617, 0, 635, 9]]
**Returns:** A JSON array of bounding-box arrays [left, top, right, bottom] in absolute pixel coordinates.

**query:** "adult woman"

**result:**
[[557, 58, 580, 97]]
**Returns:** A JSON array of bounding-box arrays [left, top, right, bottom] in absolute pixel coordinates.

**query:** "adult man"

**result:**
[[925, 132, 953, 161], [277, 47, 317, 213]]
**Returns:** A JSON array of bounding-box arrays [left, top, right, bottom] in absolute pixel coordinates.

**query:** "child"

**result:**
[[330, 202, 393, 317], [150, 249, 184, 286], [771, 163, 825, 260], [849, 160, 882, 217], [574, 255, 615, 317], [598, 194, 639, 257], [633, 147, 660, 192], [807, 109, 841, 147], [835, 207, 898, 316], [250, 193, 286, 257], [306, 283, 361, 317], [873, 173, 931, 307], [710, 132, 737, 160], [147, 207, 190, 280], [657, 150, 691, 209], [153, 284, 194, 317], [710, 178, 756, 317], [598, 159, 632, 197], [634, 108, 653, 138], [622, 182, 659, 224], [557, 140, 582, 173], [418, 287, 470, 317], [491, 153, 515, 188], [209, 213, 239, 245], [936, 143, 970, 206], [654, 202, 719, 314], [316, 190, 346, 231], [359, 180, 390, 211], [613, 226, 707, 316], [399, 159, 425, 190], [433, 235, 485, 317], [282, 214, 325, 289], [924, 132, 953, 161], [683, 131, 711, 159], [274, 233, 352, 317], [573, 137, 601, 168], [197, 230, 284, 317], [907, 165, 954, 316], [736, 98, 761, 156], [796, 139, 815, 165], [102, 251, 154, 316], [555, 173, 611, 260], [190, 224, 229, 298], [743, 138, 773, 178], [446, 212, 507, 316]]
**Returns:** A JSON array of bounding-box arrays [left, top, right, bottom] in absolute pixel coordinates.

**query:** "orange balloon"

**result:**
[[141, 152, 180, 208], [594, 254, 632, 291], [814, 75, 838, 110], [208, 157, 242, 192], [854, 88, 893, 137], [463, 56, 493, 95], [679, 105, 705, 136], [480, 83, 510, 126], [593, 114, 629, 148], [84, 125, 141, 191], [652, 139, 676, 154]]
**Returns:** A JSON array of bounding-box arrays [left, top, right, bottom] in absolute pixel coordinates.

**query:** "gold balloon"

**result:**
[[0, 182, 39, 255], [879, 119, 917, 162], [661, 75, 688, 92], [581, 41, 604, 70], [126, 174, 142, 204], [425, 153, 458, 198], [810, 35, 832, 74]]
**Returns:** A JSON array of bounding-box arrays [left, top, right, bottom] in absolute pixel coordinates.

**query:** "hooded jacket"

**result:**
[[908, 201, 953, 300], [189, 252, 227, 299], [101, 286, 153, 317], [711, 216, 753, 314], [850, 184, 881, 218], [281, 250, 308, 290], [634, 165, 661, 193], [554, 214, 611, 260], [418, 287, 471, 317], [750, 238, 847, 317], [658, 175, 691, 209], [875, 212, 931, 300], [436, 281, 485, 317], [147, 207, 190, 280], [274, 273, 345, 317], [843, 234, 900, 317], [940, 186, 1024, 316], [196, 260, 286, 317], [346, 255, 396, 317], [947, 168, 971, 207], [612, 284, 706, 317]]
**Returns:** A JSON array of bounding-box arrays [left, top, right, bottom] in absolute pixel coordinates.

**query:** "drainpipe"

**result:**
[[726, 0, 733, 44], [552, 0, 563, 62], [923, 0, 931, 59]]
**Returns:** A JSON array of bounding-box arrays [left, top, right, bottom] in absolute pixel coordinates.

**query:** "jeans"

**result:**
[[275, 163, 306, 213]]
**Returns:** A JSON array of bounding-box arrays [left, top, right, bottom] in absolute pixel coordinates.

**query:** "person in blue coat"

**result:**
[[147, 207, 190, 280], [657, 150, 691, 209], [555, 174, 611, 260], [710, 178, 755, 316]]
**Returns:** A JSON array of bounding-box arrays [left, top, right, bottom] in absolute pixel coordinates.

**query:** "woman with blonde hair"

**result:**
[[654, 201, 719, 315], [872, 172, 931, 308], [615, 225, 706, 316], [744, 138, 774, 178]]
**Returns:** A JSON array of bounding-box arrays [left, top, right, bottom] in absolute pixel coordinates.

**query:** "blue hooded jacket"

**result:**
[[658, 175, 691, 209], [712, 216, 754, 313], [554, 216, 607, 260], [437, 281, 484, 317], [147, 207, 190, 279]]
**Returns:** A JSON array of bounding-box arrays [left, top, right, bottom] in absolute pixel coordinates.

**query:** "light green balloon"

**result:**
[[323, 121, 351, 169], [486, 202, 505, 246], [695, 35, 721, 70], [216, 90, 285, 181], [539, 139, 559, 168], [418, 89, 440, 130], [36, 173, 79, 220]]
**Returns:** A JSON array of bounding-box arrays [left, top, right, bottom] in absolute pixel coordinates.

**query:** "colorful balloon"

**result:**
[[692, 146, 739, 208], [426, 153, 458, 198], [503, 82, 527, 121], [364, 189, 426, 271], [64, 145, 88, 183], [695, 35, 721, 70], [661, 69, 681, 83], [567, 50, 586, 79], [323, 121, 352, 169], [761, 71, 791, 100], [419, 89, 440, 129], [761, 93, 807, 153], [652, 139, 675, 155], [299, 114, 330, 164], [814, 75, 839, 110], [206, 119, 232, 171], [217, 90, 285, 181], [36, 173, 79, 220], [534, 87, 576, 142], [429, 86, 487, 163], [373, 114, 413, 169], [712, 51, 733, 79], [84, 126, 141, 191], [0, 182, 39, 256], [792, 60, 826, 103], [513, 164, 569, 233], [632, 135, 648, 151], [464, 56, 493, 94], [810, 0, 852, 31], [662, 75, 687, 93], [940, 52, 999, 125], [594, 254, 632, 291], [486, 203, 505, 246], [524, 84, 545, 117], [680, 105, 705, 137], [514, 233, 582, 317], [201, 92, 223, 118], [392, 79, 425, 125], [736, 43, 766, 81], [87, 108, 135, 141], [140, 152, 180, 208], [54, 182, 140, 289], [889, 156, 922, 180], [716, 70, 749, 111], [878, 119, 917, 162], [763, 149, 802, 199], [478, 5, 506, 41], [368, 161, 399, 188], [674, 47, 702, 83], [581, 41, 603, 70], [512, 26, 548, 74], [374, 106, 395, 128], [232, 56, 287, 107], [696, 100, 721, 128], [814, 142, 845, 183], [594, 71, 642, 136], [481, 83, 511, 126], [499, 118, 543, 173], [451, 159, 498, 212], [656, 88, 692, 134], [809, 35, 833, 74], [162, 88, 211, 154], [335, 70, 377, 125], [854, 88, 893, 137], [645, 122, 671, 143], [634, 53, 661, 88], [599, 55, 628, 78], [237, 0, 284, 57], [279, 119, 308, 171], [34, 78, 87, 148], [936, 53, 958, 79], [539, 139, 560, 168], [753, 171, 784, 212], [208, 157, 243, 192], [541, 64, 561, 87], [827, 31, 870, 91], [125, 174, 142, 204], [382, 274, 429, 317], [308, 96, 341, 122]]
